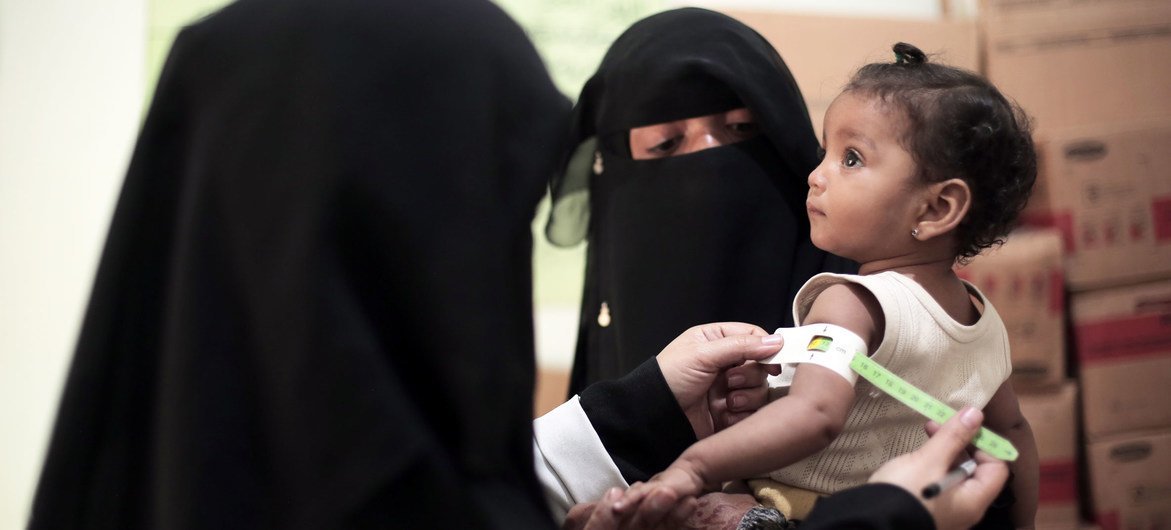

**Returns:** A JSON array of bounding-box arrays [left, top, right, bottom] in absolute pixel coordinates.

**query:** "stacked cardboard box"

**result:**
[[1072, 280, 1171, 527], [1072, 281, 1171, 440], [1086, 430, 1171, 530], [981, 0, 1171, 133], [1025, 122, 1171, 291], [982, 1, 1171, 527]]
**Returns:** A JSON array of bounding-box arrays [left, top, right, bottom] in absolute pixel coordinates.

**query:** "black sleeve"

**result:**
[[578, 358, 697, 483], [801, 484, 935, 530]]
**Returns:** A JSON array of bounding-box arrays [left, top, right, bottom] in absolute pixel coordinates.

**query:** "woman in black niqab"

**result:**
[[547, 8, 855, 396], [30, 0, 569, 528]]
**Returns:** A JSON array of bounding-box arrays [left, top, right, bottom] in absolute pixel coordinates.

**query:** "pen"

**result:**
[[921, 459, 978, 499]]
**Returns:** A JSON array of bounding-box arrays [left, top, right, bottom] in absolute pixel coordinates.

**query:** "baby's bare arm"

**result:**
[[662, 284, 882, 489], [983, 381, 1039, 529], [666, 363, 855, 490]]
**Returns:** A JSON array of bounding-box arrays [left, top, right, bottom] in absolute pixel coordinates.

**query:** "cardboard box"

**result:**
[[982, 0, 1168, 23], [1086, 429, 1171, 530], [727, 10, 978, 138], [1022, 121, 1171, 290], [1071, 279, 1171, 439], [958, 229, 1067, 388], [1020, 382, 1082, 526], [981, 0, 1171, 132]]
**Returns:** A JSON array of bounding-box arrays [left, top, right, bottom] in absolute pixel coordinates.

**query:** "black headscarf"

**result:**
[[548, 8, 855, 396], [30, 0, 569, 528]]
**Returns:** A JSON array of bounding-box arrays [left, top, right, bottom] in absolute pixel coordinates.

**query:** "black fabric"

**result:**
[[801, 483, 936, 530], [29, 1, 569, 528], [579, 358, 697, 483], [551, 8, 856, 397]]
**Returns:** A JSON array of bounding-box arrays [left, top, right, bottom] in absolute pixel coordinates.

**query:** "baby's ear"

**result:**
[[914, 178, 970, 240]]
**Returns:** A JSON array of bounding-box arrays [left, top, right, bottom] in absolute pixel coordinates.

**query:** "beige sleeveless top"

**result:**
[[767, 271, 1011, 494]]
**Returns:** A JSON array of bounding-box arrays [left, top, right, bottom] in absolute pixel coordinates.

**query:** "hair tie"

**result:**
[[892, 42, 925, 66]]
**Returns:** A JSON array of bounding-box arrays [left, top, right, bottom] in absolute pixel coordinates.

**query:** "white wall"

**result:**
[[0, 0, 146, 526]]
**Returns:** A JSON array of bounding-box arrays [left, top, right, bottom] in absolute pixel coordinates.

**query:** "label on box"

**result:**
[[1077, 314, 1171, 363]]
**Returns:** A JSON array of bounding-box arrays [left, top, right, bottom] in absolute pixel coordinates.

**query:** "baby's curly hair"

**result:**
[[844, 42, 1037, 263]]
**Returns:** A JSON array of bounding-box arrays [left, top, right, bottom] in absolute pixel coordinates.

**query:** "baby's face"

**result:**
[[627, 107, 759, 159], [806, 92, 923, 264]]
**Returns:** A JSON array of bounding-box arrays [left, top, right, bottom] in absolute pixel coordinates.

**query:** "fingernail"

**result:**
[[731, 394, 747, 408], [960, 407, 983, 428], [762, 334, 783, 345], [727, 374, 746, 387]]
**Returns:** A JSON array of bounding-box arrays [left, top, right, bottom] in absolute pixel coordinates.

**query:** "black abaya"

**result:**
[[30, 1, 569, 528]]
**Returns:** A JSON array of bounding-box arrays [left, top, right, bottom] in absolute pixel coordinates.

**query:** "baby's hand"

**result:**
[[614, 465, 707, 515]]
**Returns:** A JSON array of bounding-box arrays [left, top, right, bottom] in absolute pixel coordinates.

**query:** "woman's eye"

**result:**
[[843, 149, 862, 168], [727, 121, 759, 135], [648, 136, 681, 155]]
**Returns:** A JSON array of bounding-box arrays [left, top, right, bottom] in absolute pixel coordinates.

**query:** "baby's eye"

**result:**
[[816, 146, 826, 161], [843, 149, 863, 168]]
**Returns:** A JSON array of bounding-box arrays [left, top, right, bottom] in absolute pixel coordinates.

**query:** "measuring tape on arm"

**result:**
[[761, 324, 1019, 462]]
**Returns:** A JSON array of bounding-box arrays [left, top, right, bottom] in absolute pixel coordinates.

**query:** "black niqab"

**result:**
[[30, 0, 569, 528], [548, 8, 855, 395]]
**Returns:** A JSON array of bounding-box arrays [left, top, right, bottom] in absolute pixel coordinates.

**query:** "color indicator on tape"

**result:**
[[807, 336, 833, 352], [850, 353, 1019, 461]]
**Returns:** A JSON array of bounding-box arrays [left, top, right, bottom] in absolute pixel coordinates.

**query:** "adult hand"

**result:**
[[868, 407, 1011, 530], [562, 486, 696, 530], [656, 323, 783, 439], [564, 488, 759, 530]]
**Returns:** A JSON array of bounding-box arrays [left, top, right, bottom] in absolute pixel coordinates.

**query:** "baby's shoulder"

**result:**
[[803, 282, 885, 354]]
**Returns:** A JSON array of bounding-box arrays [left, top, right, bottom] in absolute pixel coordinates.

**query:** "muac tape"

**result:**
[[763, 323, 1019, 461]]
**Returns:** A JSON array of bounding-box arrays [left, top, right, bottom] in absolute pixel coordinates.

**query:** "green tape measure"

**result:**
[[850, 353, 1019, 461]]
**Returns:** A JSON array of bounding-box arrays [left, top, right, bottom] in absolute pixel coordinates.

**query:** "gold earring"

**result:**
[[593, 151, 604, 175]]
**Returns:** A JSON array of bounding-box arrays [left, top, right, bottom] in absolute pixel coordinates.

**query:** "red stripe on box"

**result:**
[[1037, 460, 1078, 503], [1022, 210, 1076, 252], [1096, 511, 1120, 530], [1154, 196, 1171, 242], [1049, 269, 1065, 314], [1076, 314, 1171, 363]]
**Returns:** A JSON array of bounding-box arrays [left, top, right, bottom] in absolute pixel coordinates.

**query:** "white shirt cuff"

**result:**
[[532, 395, 628, 523]]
